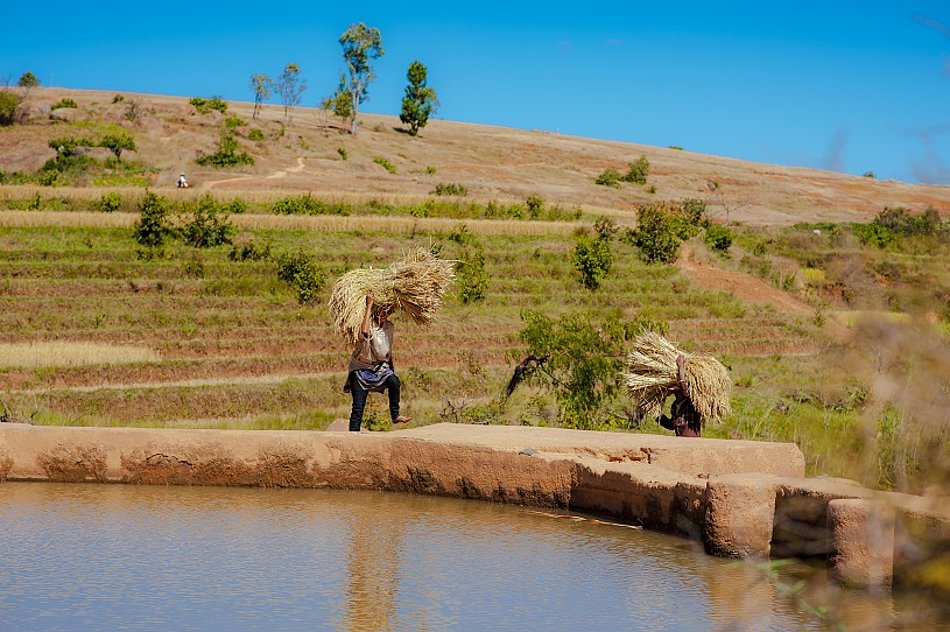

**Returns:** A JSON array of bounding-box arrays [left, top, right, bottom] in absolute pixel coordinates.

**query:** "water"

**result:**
[[0, 483, 921, 631]]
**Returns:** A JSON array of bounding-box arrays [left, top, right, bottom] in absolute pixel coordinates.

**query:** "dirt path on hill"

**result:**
[[676, 245, 816, 316], [203, 157, 307, 189], [676, 246, 851, 340]]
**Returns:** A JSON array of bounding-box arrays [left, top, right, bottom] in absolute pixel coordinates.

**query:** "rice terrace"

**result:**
[[1, 78, 949, 629]]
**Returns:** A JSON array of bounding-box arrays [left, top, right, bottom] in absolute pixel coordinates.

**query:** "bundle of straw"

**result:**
[[328, 248, 455, 346], [623, 332, 732, 424]]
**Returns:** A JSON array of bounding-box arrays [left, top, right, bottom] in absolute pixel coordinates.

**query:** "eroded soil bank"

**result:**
[[1, 423, 946, 588]]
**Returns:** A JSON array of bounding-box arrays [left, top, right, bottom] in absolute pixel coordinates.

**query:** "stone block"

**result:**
[[828, 498, 895, 588]]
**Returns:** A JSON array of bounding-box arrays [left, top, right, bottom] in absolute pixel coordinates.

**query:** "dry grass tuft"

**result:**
[[623, 332, 732, 424], [328, 248, 455, 345], [0, 342, 160, 369]]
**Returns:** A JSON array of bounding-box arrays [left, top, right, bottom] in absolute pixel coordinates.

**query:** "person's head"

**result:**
[[374, 306, 392, 325]]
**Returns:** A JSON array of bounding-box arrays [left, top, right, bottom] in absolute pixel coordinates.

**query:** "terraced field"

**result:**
[[0, 210, 824, 428]]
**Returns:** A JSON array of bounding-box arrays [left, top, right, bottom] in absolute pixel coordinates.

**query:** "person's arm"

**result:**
[[360, 294, 374, 337], [676, 354, 688, 398]]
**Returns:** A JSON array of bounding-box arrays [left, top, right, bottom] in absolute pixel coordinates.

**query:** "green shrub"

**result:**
[[180, 195, 234, 248], [195, 130, 254, 168], [0, 90, 21, 126], [516, 310, 626, 429], [572, 234, 613, 290], [448, 224, 475, 246], [276, 251, 325, 304], [99, 132, 136, 159], [134, 191, 172, 247], [705, 224, 733, 254], [432, 182, 467, 196], [272, 194, 350, 216], [225, 198, 247, 214], [625, 203, 682, 264], [595, 169, 622, 188], [97, 192, 123, 213], [373, 156, 397, 174], [425, 165, 436, 174], [337, 147, 348, 160], [228, 238, 271, 261], [625, 312, 670, 336], [457, 246, 489, 303], [112, 94, 125, 104], [225, 115, 246, 128], [622, 155, 650, 184], [51, 98, 77, 110], [248, 128, 265, 141], [190, 96, 228, 114], [526, 194, 544, 218]]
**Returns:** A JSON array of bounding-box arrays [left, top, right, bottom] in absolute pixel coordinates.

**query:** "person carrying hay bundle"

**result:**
[[329, 248, 455, 432], [343, 294, 411, 432], [623, 332, 731, 437]]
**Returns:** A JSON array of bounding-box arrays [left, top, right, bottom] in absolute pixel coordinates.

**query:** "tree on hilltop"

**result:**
[[275, 63, 306, 125], [250, 73, 274, 120], [17, 72, 39, 88], [399, 60, 438, 136], [333, 23, 383, 135]]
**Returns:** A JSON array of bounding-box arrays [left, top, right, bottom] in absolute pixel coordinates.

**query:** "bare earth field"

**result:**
[[2, 87, 947, 226]]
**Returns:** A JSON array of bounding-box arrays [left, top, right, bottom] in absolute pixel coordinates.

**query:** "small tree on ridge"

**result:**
[[400, 60, 438, 136]]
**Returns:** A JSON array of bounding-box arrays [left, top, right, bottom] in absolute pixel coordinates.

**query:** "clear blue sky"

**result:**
[[4, 1, 949, 184]]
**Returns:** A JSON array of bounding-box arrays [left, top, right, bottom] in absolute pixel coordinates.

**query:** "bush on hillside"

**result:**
[[180, 195, 234, 248], [190, 96, 228, 114], [572, 233, 613, 290], [51, 98, 78, 110], [457, 246, 489, 303], [0, 90, 21, 126], [432, 182, 467, 196], [195, 130, 254, 168], [276, 251, 325, 304], [248, 128, 265, 141], [705, 224, 733, 254], [134, 191, 172, 247], [624, 203, 683, 264], [271, 194, 350, 216], [622, 155, 650, 184], [97, 192, 123, 213], [595, 168, 622, 188]]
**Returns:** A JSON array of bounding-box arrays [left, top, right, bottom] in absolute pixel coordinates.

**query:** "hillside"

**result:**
[[1, 87, 948, 496], [2, 87, 947, 225]]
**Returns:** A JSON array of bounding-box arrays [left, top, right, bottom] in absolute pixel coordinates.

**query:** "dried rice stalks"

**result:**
[[623, 332, 731, 424], [328, 248, 455, 345]]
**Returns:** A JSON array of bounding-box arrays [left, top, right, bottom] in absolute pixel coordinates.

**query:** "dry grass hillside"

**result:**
[[2, 87, 947, 225]]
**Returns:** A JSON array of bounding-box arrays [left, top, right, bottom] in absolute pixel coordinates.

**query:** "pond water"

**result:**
[[0, 483, 926, 631]]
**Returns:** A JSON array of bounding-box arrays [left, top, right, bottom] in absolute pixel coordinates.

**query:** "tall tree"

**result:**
[[275, 63, 306, 125], [249, 73, 273, 120], [399, 60, 438, 136], [337, 23, 383, 135]]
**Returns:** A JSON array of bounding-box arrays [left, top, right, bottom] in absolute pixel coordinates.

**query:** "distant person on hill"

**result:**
[[177, 173, 189, 188], [657, 354, 702, 437], [344, 294, 412, 432]]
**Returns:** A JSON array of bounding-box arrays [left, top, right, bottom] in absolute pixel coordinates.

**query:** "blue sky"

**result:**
[[3, 1, 949, 184]]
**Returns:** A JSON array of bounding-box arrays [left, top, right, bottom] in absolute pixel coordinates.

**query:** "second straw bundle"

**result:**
[[328, 248, 455, 346], [623, 332, 732, 424]]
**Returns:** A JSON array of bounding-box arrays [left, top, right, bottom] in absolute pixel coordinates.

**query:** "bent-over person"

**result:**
[[343, 294, 412, 432], [657, 354, 702, 437]]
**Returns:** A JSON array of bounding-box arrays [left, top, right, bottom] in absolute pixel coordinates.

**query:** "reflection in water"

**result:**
[[0, 483, 932, 631]]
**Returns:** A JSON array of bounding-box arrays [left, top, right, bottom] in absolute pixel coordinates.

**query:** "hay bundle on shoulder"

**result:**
[[328, 248, 455, 346], [623, 332, 732, 425]]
